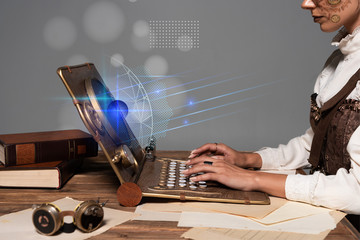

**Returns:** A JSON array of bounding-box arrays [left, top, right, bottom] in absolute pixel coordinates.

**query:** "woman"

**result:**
[[183, 0, 360, 219]]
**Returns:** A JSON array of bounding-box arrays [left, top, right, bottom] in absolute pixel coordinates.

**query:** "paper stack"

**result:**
[[134, 197, 346, 240]]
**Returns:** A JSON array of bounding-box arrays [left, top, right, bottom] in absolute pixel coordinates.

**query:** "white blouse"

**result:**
[[257, 27, 360, 214]]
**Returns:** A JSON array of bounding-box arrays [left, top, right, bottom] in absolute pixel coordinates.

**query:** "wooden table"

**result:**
[[0, 151, 359, 239]]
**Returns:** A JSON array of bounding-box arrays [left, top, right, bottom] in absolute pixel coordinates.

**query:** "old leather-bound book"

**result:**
[[0, 129, 98, 166], [0, 158, 82, 188]]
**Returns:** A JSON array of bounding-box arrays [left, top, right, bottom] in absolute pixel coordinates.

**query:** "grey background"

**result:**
[[0, 0, 335, 151]]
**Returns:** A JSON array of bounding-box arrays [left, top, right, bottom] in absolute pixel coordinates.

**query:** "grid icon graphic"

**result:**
[[149, 20, 199, 50]]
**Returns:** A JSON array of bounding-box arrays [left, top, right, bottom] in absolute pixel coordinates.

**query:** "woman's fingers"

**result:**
[[183, 159, 226, 177], [183, 162, 216, 175], [210, 155, 225, 160], [186, 154, 223, 166], [188, 143, 220, 158], [190, 172, 217, 182]]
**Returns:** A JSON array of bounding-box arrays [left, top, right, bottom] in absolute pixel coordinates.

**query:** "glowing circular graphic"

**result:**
[[133, 20, 149, 38], [107, 100, 129, 118], [144, 55, 168, 76], [83, 1, 125, 43], [107, 63, 154, 148], [110, 53, 124, 67], [43, 17, 77, 50]]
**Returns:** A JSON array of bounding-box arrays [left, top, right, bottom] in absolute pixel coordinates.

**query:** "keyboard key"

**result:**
[[189, 185, 197, 190]]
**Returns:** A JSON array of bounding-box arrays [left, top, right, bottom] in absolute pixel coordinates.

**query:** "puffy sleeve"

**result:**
[[285, 126, 360, 214], [256, 127, 313, 170]]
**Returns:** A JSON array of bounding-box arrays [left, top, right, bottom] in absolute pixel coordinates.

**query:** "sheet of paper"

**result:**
[[178, 210, 339, 234], [134, 205, 181, 221], [0, 197, 137, 240], [250, 201, 332, 225], [181, 211, 346, 240], [140, 202, 211, 213], [182, 228, 329, 240], [187, 197, 287, 219], [140, 196, 287, 219]]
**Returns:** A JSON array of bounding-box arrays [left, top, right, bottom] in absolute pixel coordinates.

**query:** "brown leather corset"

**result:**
[[308, 68, 360, 175], [310, 96, 360, 175]]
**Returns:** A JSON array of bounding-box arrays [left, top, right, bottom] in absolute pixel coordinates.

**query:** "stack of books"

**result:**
[[0, 130, 98, 189]]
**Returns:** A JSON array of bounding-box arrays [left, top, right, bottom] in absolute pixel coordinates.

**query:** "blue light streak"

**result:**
[[145, 72, 231, 96], [171, 79, 282, 111], [151, 72, 257, 101], [107, 67, 199, 95], [151, 108, 248, 136], [154, 95, 264, 125], [110, 71, 231, 98]]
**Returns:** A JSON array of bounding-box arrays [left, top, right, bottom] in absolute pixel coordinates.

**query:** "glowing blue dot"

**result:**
[[156, 90, 160, 93], [189, 101, 193, 105], [184, 120, 189, 124]]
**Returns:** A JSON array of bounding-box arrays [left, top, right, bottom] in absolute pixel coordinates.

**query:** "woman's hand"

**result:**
[[183, 154, 287, 197], [187, 143, 262, 169], [184, 156, 258, 191]]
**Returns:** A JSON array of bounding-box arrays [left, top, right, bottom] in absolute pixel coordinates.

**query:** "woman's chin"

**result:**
[[319, 23, 341, 33]]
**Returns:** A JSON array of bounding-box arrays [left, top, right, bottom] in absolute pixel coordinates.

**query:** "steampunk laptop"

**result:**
[[57, 63, 270, 206]]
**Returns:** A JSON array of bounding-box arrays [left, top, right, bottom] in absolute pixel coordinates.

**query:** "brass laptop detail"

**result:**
[[57, 63, 270, 207]]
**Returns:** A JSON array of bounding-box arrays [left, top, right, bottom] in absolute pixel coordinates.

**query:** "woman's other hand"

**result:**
[[187, 143, 262, 168]]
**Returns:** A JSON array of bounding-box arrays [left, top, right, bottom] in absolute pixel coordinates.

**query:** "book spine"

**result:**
[[3, 138, 97, 167], [56, 158, 83, 189]]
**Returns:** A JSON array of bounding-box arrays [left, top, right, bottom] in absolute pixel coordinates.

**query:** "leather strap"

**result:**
[[309, 68, 360, 171]]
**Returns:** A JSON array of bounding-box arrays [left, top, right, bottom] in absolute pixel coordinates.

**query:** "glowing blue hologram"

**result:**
[[102, 62, 154, 148], [107, 100, 129, 118], [71, 52, 283, 146]]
